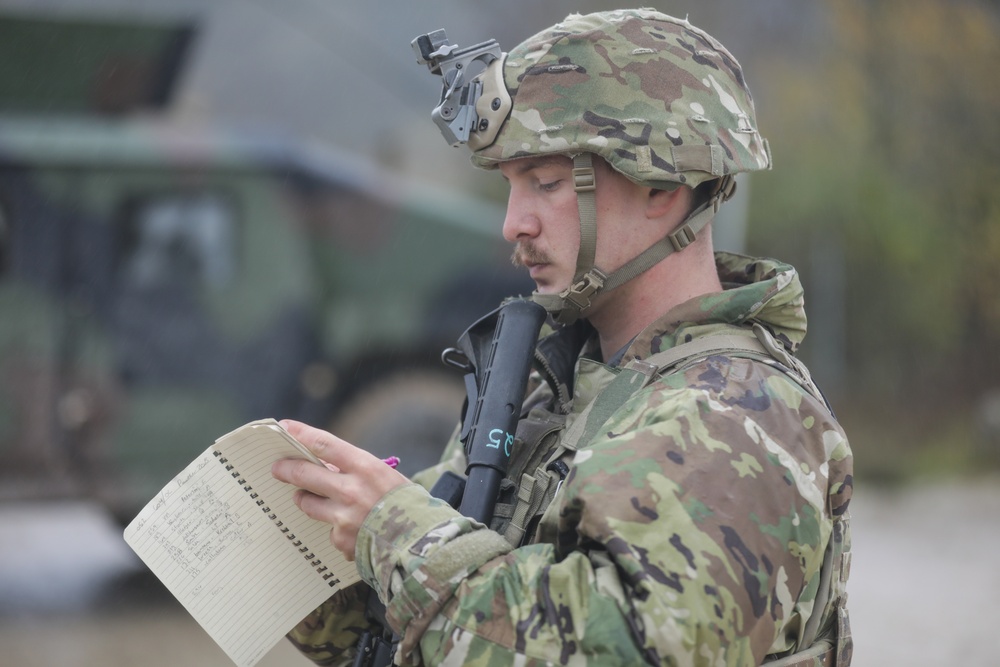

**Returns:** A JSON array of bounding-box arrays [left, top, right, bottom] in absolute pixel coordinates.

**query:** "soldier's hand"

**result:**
[[271, 419, 409, 559]]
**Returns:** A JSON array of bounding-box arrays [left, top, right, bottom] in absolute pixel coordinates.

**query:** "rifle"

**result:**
[[445, 298, 548, 522], [354, 298, 547, 666]]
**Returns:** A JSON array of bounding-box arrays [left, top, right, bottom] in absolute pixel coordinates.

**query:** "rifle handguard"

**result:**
[[455, 299, 546, 524]]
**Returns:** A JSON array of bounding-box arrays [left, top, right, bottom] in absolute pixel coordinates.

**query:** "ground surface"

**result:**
[[1, 477, 997, 666]]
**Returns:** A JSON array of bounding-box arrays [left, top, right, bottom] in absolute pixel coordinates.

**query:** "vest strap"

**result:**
[[763, 639, 835, 667]]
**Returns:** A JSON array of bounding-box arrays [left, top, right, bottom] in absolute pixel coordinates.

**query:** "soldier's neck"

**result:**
[[588, 250, 722, 362]]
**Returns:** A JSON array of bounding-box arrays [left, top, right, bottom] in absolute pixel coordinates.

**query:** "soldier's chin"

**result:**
[[527, 269, 570, 295], [533, 282, 563, 295]]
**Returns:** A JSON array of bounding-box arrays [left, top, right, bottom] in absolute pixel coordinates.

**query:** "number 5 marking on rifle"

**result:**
[[488, 428, 515, 457]]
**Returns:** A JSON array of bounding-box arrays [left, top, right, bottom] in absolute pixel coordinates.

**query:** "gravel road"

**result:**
[[1, 477, 997, 666], [846, 477, 1000, 666]]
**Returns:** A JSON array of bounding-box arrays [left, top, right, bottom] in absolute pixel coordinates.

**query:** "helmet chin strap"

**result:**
[[531, 154, 737, 325]]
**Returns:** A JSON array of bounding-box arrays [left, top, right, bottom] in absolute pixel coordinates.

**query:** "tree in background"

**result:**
[[748, 0, 1000, 474]]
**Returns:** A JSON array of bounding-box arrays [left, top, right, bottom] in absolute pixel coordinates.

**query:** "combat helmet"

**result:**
[[414, 9, 771, 323]]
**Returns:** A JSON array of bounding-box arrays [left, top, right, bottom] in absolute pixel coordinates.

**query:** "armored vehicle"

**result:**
[[0, 13, 528, 519]]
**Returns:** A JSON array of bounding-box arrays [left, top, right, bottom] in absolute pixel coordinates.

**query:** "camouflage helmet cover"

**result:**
[[470, 9, 772, 189]]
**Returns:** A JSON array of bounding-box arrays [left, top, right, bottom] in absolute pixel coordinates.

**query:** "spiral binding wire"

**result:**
[[213, 450, 341, 587]]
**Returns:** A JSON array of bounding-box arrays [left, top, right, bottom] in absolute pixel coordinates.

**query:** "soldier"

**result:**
[[272, 9, 853, 666]]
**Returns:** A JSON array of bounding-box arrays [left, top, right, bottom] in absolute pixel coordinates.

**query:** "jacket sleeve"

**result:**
[[354, 365, 851, 666], [285, 582, 378, 667], [284, 426, 469, 666]]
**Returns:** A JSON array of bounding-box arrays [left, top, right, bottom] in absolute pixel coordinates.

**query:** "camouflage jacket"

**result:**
[[289, 252, 853, 666]]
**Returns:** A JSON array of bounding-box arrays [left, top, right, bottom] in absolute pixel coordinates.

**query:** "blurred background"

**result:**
[[0, 0, 998, 665]]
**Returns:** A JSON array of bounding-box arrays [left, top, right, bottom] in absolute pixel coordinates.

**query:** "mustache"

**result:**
[[511, 242, 551, 268]]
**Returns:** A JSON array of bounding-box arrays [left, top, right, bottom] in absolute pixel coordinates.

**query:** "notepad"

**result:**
[[123, 419, 360, 667]]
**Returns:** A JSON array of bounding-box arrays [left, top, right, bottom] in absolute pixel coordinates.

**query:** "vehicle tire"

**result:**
[[330, 370, 466, 478]]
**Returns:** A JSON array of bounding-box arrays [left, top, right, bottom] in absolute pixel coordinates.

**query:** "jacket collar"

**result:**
[[534, 252, 807, 398], [623, 252, 807, 366]]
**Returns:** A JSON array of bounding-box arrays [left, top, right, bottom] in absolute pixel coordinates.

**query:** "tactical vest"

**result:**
[[488, 323, 852, 667]]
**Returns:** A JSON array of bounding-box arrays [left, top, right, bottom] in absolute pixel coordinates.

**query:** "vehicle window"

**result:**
[[119, 193, 236, 290]]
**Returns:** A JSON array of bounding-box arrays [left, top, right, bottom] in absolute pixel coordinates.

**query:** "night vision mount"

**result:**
[[411, 29, 506, 148]]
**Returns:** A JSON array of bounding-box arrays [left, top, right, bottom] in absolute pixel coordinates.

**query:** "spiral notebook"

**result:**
[[123, 419, 360, 667]]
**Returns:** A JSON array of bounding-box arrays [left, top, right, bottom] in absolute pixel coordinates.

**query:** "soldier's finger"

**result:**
[[280, 419, 366, 471], [271, 456, 339, 499]]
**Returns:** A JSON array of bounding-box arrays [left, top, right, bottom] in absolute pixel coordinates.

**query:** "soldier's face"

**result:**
[[500, 155, 581, 294], [500, 155, 649, 296]]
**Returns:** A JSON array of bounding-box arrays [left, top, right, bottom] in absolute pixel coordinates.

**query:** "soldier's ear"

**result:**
[[645, 185, 688, 222]]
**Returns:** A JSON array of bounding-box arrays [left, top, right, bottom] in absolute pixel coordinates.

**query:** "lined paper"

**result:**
[[124, 420, 360, 667]]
